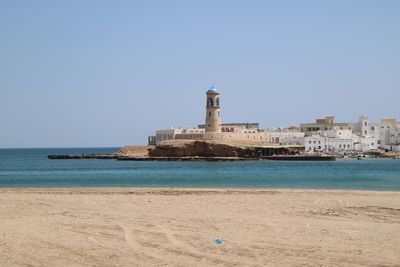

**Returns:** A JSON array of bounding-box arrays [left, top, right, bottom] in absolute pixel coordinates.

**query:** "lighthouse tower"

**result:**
[[205, 87, 221, 133]]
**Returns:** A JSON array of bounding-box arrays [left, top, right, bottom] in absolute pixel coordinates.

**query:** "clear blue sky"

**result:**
[[1, 0, 399, 148]]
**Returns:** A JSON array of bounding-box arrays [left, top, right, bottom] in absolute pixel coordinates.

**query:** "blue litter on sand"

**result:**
[[215, 239, 222, 244]]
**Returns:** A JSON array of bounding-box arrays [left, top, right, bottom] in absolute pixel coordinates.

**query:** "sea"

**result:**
[[0, 147, 400, 190]]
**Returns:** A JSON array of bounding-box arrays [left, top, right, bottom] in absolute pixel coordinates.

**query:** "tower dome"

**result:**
[[207, 87, 218, 93]]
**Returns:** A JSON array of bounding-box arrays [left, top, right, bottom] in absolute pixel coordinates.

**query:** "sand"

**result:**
[[0, 188, 399, 266]]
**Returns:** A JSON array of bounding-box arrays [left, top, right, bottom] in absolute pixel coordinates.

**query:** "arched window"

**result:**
[[216, 97, 219, 106], [207, 98, 214, 106]]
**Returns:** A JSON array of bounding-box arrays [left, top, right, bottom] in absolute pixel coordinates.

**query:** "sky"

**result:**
[[0, 0, 399, 148]]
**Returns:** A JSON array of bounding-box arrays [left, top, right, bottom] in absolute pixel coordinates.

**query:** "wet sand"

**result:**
[[0, 188, 399, 266]]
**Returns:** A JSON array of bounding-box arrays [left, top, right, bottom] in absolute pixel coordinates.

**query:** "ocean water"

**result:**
[[0, 148, 400, 190]]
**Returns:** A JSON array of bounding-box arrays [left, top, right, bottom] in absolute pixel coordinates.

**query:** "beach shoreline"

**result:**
[[1, 187, 399, 266], [1, 186, 400, 194]]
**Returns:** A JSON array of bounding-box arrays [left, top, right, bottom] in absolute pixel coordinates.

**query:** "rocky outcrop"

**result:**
[[48, 141, 310, 160], [149, 140, 257, 158], [117, 146, 154, 157]]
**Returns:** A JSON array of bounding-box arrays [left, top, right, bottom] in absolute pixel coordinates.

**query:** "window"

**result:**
[[309, 141, 311, 144], [218, 111, 220, 117], [209, 111, 211, 117], [207, 98, 214, 106], [339, 144, 341, 148], [365, 122, 367, 126], [216, 97, 219, 106], [371, 126, 375, 131], [365, 130, 367, 135]]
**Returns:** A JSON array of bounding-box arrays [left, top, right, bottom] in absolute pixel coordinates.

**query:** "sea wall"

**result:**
[[175, 132, 266, 142]]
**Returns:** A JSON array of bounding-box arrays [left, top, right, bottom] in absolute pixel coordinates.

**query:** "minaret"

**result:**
[[205, 86, 221, 133]]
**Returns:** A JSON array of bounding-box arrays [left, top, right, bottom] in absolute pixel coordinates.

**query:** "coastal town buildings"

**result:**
[[299, 116, 400, 153], [149, 87, 399, 153], [303, 126, 378, 153]]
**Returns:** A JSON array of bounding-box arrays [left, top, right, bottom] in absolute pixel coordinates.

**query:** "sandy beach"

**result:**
[[0, 188, 399, 266]]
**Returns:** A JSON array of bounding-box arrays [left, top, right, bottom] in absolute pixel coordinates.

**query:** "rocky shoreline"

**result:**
[[47, 141, 338, 161], [48, 154, 336, 161]]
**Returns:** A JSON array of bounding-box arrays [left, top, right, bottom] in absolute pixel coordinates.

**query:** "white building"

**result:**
[[387, 128, 400, 152], [354, 137, 378, 152], [305, 136, 354, 153], [322, 129, 353, 139], [351, 116, 399, 151], [266, 128, 305, 145]]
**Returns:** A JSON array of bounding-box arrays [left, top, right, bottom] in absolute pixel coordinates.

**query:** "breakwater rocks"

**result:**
[[48, 154, 118, 159]]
